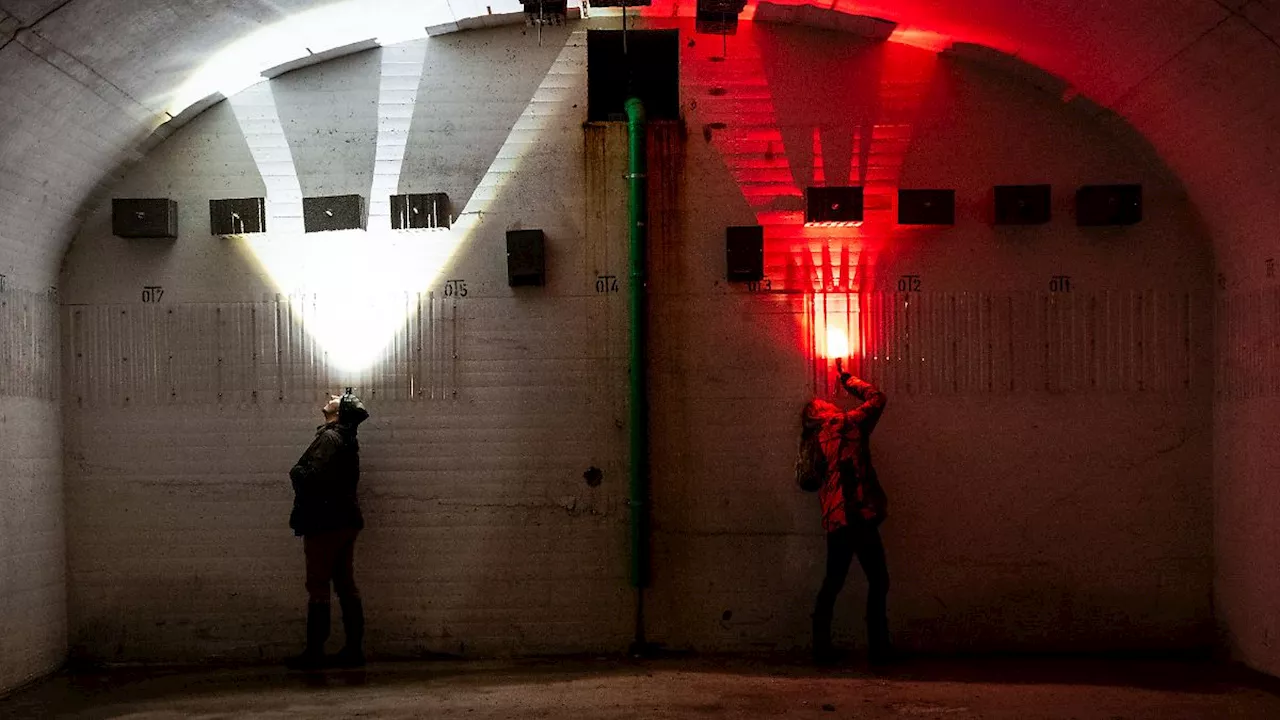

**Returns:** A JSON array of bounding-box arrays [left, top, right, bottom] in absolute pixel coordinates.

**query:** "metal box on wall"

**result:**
[[898, 189, 955, 225], [805, 187, 863, 225], [507, 229, 546, 287], [303, 195, 365, 233], [112, 198, 178, 239], [209, 197, 267, 236], [994, 184, 1051, 225], [725, 225, 764, 282], [1077, 184, 1142, 226], [391, 193, 451, 230]]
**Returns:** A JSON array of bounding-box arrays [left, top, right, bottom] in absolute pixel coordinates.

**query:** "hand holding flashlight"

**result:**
[[835, 358, 852, 383], [835, 358, 853, 394]]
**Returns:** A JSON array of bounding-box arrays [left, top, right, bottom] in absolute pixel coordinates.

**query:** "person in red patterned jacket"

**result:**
[[801, 365, 891, 665]]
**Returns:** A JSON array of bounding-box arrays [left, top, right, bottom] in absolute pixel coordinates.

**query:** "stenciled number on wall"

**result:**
[[596, 274, 620, 294], [1268, 258, 1275, 279], [897, 275, 922, 292], [141, 286, 165, 303], [1049, 275, 1072, 293], [747, 278, 773, 293], [443, 279, 468, 298], [0, 274, 6, 293]]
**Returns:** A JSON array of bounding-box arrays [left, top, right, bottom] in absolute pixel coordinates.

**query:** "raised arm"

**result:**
[[839, 372, 887, 434]]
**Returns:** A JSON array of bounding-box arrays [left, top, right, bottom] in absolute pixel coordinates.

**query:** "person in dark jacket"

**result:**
[[801, 365, 891, 665], [286, 390, 369, 670]]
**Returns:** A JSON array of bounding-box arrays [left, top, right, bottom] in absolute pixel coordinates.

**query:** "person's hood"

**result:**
[[338, 393, 370, 429], [802, 398, 840, 431]]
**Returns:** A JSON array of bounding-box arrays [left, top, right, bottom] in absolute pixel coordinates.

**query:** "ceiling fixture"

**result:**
[[696, 0, 747, 36]]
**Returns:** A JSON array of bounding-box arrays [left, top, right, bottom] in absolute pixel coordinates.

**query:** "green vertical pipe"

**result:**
[[625, 97, 649, 596]]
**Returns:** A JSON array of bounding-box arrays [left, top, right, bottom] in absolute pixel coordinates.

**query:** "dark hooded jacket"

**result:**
[[289, 396, 369, 536]]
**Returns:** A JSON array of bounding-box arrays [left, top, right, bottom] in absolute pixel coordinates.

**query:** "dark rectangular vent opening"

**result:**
[[994, 184, 1051, 225], [507, 229, 546, 287], [898, 189, 955, 225], [303, 195, 366, 233], [726, 225, 764, 282], [587, 30, 680, 122], [1076, 184, 1142, 226], [210, 198, 267, 236], [113, 199, 178, 239], [805, 187, 863, 225], [391, 193, 451, 230]]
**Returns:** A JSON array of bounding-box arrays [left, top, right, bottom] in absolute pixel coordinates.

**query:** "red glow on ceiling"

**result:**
[[676, 13, 938, 392], [683, 18, 937, 288]]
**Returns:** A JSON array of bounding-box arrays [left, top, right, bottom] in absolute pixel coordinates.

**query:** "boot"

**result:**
[[285, 602, 330, 670], [331, 596, 365, 668], [867, 617, 897, 667], [812, 611, 839, 665]]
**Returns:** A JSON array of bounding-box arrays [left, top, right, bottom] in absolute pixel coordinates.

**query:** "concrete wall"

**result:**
[[1116, 12, 1280, 676], [644, 21, 1214, 653], [58, 19, 1214, 662], [0, 291, 63, 691], [0, 31, 140, 692], [59, 25, 634, 662]]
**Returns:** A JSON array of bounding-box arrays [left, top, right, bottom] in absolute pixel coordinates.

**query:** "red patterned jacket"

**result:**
[[802, 377, 888, 533]]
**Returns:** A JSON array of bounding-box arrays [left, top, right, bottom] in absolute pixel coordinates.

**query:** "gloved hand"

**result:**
[[835, 358, 852, 386]]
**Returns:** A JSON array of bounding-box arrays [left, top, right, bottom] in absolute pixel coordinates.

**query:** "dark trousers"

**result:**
[[813, 521, 890, 650], [304, 527, 361, 604]]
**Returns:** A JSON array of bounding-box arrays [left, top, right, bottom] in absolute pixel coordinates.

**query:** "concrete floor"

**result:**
[[2, 656, 1279, 719]]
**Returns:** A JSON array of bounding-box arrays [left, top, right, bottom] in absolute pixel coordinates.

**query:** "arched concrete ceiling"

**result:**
[[1, 0, 1277, 286]]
